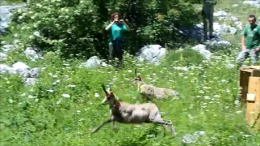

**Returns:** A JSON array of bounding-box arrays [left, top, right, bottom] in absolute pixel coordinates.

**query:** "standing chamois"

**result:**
[[134, 70, 179, 101], [91, 85, 176, 135]]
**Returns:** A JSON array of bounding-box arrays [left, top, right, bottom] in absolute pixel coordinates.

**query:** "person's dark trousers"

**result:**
[[112, 40, 123, 69]]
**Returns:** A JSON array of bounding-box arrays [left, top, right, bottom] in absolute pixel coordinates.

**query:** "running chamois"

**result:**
[[91, 85, 176, 136]]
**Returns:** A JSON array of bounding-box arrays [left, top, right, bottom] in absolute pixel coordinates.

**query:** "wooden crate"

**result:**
[[239, 66, 260, 103], [239, 66, 260, 130], [246, 77, 260, 130]]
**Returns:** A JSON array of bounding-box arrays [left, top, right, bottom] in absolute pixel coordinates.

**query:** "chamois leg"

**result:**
[[152, 118, 172, 125], [112, 121, 117, 130], [163, 120, 176, 136], [155, 123, 167, 137], [170, 126, 176, 136], [162, 125, 167, 137], [169, 123, 176, 136], [91, 119, 112, 134], [152, 118, 176, 136]]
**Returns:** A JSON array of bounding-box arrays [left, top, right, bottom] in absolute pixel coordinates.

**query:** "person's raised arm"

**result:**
[[105, 21, 114, 31], [120, 20, 130, 31]]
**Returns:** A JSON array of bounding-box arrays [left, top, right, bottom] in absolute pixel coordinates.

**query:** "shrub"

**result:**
[[9, 0, 200, 59]]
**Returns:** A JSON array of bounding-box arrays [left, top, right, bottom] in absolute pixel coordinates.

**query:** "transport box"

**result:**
[[239, 66, 260, 130]]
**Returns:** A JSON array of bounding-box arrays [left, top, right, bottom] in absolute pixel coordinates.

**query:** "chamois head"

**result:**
[[134, 69, 143, 83], [101, 84, 117, 105]]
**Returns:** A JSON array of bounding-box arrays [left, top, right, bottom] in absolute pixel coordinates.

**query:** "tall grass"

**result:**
[[0, 47, 259, 146]]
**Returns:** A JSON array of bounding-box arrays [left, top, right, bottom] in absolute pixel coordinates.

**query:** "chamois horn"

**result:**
[[101, 84, 108, 94]]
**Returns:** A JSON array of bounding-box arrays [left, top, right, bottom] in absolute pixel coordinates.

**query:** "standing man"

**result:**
[[236, 15, 260, 67], [105, 12, 130, 69], [202, 0, 217, 40]]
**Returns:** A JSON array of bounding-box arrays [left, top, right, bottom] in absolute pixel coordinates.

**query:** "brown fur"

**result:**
[[134, 74, 179, 101], [91, 87, 176, 135]]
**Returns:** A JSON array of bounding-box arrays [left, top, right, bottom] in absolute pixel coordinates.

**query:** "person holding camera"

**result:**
[[105, 12, 130, 68]]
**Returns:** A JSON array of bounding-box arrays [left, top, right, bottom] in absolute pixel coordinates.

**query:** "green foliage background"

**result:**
[[6, 0, 200, 59]]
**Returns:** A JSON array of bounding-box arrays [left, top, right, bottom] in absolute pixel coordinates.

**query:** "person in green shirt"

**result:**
[[105, 12, 130, 68], [236, 15, 260, 67]]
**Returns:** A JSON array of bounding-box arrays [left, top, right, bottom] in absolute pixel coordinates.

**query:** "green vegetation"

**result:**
[[1, 48, 260, 146], [0, 0, 260, 146], [1, 0, 200, 58], [1, 0, 24, 5]]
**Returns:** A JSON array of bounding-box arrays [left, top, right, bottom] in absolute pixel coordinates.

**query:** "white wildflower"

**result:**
[[47, 90, 54, 93], [52, 80, 60, 85], [199, 90, 205, 94], [236, 111, 243, 114], [226, 89, 230, 93], [9, 98, 13, 104], [214, 95, 220, 98], [33, 31, 40, 37], [178, 73, 183, 76], [56, 98, 62, 104], [94, 93, 100, 98], [68, 85, 76, 88], [62, 94, 70, 98], [188, 114, 194, 120], [28, 95, 35, 98], [182, 67, 189, 72], [243, 135, 251, 138], [234, 100, 239, 105]]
